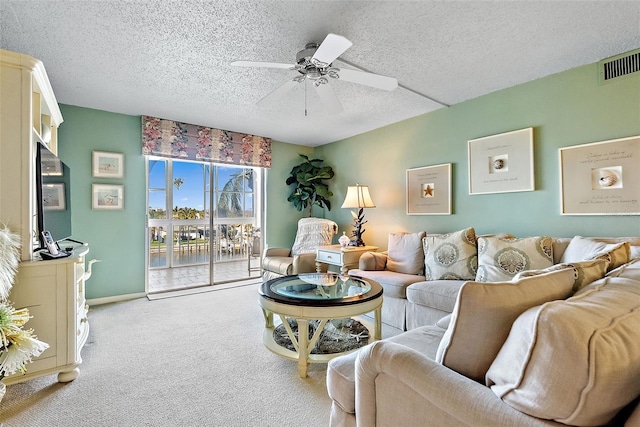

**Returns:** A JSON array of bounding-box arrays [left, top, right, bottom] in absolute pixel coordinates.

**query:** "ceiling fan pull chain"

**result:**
[[304, 79, 308, 117]]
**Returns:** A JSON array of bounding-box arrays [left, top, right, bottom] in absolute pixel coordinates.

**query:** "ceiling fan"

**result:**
[[231, 33, 398, 114]]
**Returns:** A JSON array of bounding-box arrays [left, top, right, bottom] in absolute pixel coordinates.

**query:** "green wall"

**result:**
[[317, 61, 640, 249], [58, 106, 146, 300], [58, 105, 312, 300], [58, 59, 640, 300]]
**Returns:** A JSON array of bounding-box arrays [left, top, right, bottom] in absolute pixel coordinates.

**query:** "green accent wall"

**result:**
[[317, 61, 640, 249], [58, 106, 146, 300], [58, 59, 639, 300]]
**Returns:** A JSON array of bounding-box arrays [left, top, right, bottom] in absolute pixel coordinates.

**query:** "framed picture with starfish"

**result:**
[[406, 163, 452, 215]]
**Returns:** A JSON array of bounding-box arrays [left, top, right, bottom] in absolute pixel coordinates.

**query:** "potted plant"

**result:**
[[286, 154, 334, 216]]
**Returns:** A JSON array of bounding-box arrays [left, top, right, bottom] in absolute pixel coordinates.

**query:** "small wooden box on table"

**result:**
[[316, 245, 378, 275]]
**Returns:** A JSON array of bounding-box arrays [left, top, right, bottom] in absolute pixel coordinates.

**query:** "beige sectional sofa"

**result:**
[[350, 229, 640, 330], [327, 232, 640, 426]]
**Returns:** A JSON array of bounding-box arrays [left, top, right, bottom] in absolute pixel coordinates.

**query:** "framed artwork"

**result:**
[[42, 183, 65, 211], [559, 135, 640, 215], [93, 151, 124, 178], [406, 163, 452, 215], [92, 184, 124, 210], [468, 127, 534, 195]]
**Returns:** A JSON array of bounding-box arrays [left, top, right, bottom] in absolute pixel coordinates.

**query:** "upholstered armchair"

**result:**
[[262, 217, 337, 282]]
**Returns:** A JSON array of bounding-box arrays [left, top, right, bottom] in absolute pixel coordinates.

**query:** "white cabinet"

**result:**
[[0, 49, 63, 259], [4, 248, 91, 385], [0, 50, 88, 385]]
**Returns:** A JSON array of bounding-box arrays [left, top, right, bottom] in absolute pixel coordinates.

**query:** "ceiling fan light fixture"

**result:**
[[314, 77, 328, 87]]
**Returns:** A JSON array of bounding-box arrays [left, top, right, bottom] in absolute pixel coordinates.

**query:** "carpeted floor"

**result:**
[[0, 282, 399, 426]]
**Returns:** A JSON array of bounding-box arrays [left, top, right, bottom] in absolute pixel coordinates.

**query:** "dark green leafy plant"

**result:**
[[286, 154, 334, 216]]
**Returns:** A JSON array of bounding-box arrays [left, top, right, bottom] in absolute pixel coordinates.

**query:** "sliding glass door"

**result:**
[[146, 157, 263, 294]]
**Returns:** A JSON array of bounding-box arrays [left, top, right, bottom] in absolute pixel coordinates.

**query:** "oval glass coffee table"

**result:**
[[259, 273, 383, 378]]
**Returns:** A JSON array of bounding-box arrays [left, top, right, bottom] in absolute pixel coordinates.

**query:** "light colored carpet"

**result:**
[[0, 282, 399, 426]]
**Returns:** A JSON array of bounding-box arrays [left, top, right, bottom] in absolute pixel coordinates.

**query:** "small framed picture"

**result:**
[[93, 151, 124, 178], [92, 184, 124, 210], [42, 183, 65, 211], [406, 163, 452, 215]]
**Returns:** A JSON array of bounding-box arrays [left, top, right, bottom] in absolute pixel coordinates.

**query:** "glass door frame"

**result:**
[[145, 156, 264, 294]]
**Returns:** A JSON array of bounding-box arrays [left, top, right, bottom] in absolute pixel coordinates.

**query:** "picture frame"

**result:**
[[559, 135, 640, 215], [42, 183, 65, 211], [92, 151, 124, 178], [92, 184, 124, 210], [468, 127, 534, 195], [406, 163, 452, 215]]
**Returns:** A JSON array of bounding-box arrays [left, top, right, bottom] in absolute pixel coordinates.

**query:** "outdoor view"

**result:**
[[147, 158, 260, 270]]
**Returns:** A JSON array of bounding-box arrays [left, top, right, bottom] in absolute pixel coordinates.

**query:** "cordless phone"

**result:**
[[42, 230, 59, 255]]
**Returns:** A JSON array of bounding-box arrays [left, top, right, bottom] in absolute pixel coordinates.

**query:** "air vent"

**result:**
[[599, 49, 640, 84]]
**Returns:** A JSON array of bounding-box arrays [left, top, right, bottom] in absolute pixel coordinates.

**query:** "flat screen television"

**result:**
[[35, 142, 75, 250]]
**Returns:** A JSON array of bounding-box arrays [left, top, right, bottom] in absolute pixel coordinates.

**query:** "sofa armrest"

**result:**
[[355, 341, 559, 427], [263, 247, 291, 257], [358, 251, 388, 271], [292, 252, 320, 274]]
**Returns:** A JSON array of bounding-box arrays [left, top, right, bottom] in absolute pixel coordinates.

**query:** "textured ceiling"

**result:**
[[1, 1, 639, 146]]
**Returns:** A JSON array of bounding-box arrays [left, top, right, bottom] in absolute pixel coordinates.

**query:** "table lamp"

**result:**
[[341, 184, 375, 246]]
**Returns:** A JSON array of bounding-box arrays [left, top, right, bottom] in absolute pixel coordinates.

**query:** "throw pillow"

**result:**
[[386, 231, 427, 275], [476, 236, 553, 282], [423, 227, 477, 280], [560, 236, 631, 271], [514, 258, 610, 293], [435, 268, 576, 383], [486, 276, 640, 426]]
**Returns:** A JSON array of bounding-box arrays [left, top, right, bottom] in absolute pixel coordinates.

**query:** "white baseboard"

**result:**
[[87, 292, 146, 306]]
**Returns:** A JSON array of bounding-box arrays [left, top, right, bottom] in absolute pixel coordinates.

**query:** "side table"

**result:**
[[316, 245, 378, 274]]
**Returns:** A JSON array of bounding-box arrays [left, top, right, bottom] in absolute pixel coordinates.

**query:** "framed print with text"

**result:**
[[468, 127, 534, 195], [559, 135, 639, 215], [406, 163, 452, 215]]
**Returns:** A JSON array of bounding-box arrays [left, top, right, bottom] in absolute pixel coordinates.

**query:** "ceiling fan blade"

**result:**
[[257, 78, 301, 106], [315, 82, 343, 114], [337, 68, 398, 91], [312, 33, 353, 66], [231, 61, 294, 69]]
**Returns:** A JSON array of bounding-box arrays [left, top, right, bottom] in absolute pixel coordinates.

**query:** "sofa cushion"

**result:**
[[387, 325, 446, 360], [349, 270, 425, 299], [435, 268, 576, 383], [406, 280, 465, 313], [486, 274, 640, 426], [386, 232, 426, 275], [476, 236, 553, 282], [514, 258, 610, 293], [423, 227, 477, 280], [560, 236, 631, 271]]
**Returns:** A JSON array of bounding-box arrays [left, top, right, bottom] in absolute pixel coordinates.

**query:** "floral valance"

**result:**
[[142, 116, 272, 168]]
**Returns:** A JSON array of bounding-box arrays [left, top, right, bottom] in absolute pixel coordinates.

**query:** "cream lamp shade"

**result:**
[[341, 184, 375, 247], [341, 184, 376, 209]]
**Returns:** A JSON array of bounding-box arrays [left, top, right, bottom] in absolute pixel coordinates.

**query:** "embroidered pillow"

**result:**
[[423, 227, 477, 280], [476, 236, 553, 282], [386, 232, 426, 275]]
